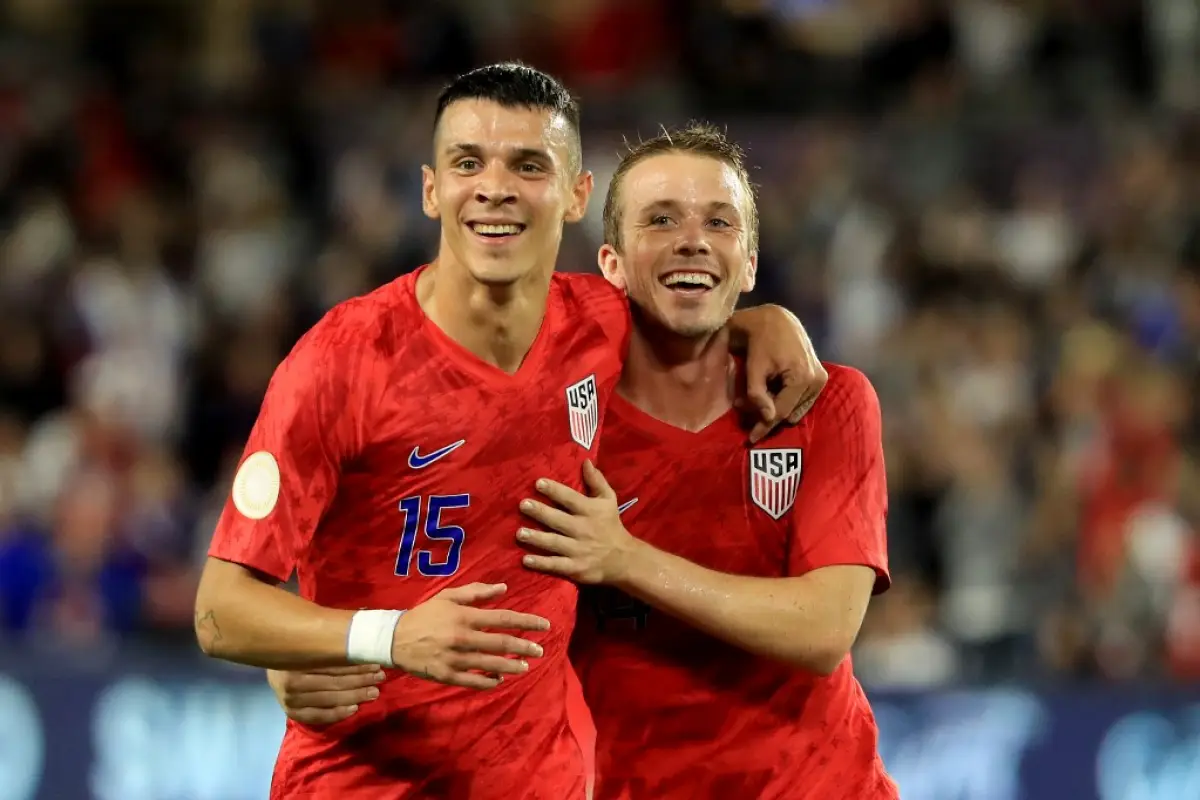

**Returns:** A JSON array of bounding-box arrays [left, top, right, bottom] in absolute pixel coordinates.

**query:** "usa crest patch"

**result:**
[[566, 374, 599, 450], [749, 448, 802, 519]]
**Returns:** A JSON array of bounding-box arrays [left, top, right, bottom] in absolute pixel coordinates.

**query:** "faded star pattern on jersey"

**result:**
[[571, 363, 897, 800], [208, 266, 629, 800]]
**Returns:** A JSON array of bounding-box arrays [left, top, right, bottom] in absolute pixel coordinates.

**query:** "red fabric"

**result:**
[[572, 364, 896, 800], [210, 267, 629, 799]]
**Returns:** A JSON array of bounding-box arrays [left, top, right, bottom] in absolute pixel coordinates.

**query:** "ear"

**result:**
[[597, 243, 627, 291], [741, 251, 758, 294], [421, 165, 439, 220], [564, 170, 595, 224]]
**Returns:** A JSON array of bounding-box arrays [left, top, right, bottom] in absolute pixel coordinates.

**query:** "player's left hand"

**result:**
[[731, 304, 827, 443], [518, 461, 636, 585]]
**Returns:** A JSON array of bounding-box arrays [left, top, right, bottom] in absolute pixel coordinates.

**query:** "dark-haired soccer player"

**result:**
[[267, 123, 899, 799], [194, 64, 825, 799]]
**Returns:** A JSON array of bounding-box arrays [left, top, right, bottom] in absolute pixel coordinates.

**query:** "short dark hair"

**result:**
[[434, 62, 582, 171], [603, 123, 758, 253]]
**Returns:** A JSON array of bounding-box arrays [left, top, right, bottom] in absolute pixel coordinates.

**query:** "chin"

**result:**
[[466, 257, 534, 286], [660, 314, 724, 339]]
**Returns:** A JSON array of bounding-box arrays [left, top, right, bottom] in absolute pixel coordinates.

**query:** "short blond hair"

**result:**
[[603, 122, 758, 253]]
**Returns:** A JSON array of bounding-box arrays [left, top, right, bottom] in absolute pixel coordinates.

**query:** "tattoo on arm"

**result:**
[[195, 609, 223, 651]]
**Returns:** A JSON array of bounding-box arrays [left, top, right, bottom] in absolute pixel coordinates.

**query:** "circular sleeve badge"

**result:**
[[231, 451, 281, 520]]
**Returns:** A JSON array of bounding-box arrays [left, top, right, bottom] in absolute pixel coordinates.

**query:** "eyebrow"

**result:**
[[640, 199, 741, 216], [444, 143, 554, 162]]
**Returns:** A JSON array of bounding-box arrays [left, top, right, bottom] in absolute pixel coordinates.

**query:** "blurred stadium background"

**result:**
[[1, 0, 1199, 798]]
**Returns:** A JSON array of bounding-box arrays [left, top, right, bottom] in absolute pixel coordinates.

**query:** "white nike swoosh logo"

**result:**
[[408, 440, 466, 469], [617, 498, 639, 515]]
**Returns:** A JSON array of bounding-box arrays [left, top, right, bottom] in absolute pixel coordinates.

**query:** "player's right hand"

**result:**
[[391, 582, 550, 690], [267, 664, 386, 725]]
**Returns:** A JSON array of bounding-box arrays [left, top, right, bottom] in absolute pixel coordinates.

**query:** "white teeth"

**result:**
[[472, 223, 522, 235], [661, 271, 717, 288]]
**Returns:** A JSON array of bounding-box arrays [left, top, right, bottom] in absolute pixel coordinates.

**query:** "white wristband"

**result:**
[[347, 609, 404, 667]]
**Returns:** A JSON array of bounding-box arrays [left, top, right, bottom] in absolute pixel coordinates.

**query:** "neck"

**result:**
[[417, 251, 552, 374], [618, 311, 734, 432]]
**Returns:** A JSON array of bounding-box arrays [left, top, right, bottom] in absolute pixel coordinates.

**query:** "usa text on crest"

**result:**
[[750, 448, 802, 519]]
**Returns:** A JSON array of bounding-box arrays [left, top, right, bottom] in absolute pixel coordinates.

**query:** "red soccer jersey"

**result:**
[[571, 363, 897, 800], [208, 266, 628, 800]]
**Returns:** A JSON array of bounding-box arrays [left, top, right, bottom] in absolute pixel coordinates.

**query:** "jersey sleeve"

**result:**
[[787, 366, 890, 593], [207, 306, 373, 582]]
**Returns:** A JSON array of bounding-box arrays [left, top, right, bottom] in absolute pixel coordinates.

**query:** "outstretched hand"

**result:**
[[390, 583, 550, 690]]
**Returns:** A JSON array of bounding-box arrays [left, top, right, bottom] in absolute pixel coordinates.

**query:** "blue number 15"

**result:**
[[395, 494, 470, 577]]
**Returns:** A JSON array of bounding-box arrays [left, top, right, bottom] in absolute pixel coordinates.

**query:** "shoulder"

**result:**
[[554, 271, 628, 317], [552, 271, 630, 350], [811, 363, 880, 424], [287, 275, 418, 375]]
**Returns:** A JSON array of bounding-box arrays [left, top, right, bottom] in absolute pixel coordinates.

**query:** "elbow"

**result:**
[[193, 565, 231, 659], [193, 599, 223, 659], [789, 633, 856, 677]]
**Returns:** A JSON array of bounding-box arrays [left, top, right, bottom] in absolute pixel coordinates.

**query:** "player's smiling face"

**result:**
[[422, 99, 592, 287], [599, 152, 757, 337]]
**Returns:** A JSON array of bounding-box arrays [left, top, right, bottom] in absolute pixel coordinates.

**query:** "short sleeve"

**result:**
[[207, 308, 371, 582], [787, 367, 890, 593]]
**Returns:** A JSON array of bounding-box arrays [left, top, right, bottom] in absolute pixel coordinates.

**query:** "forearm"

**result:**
[[614, 540, 857, 674], [727, 304, 800, 349], [194, 557, 356, 670]]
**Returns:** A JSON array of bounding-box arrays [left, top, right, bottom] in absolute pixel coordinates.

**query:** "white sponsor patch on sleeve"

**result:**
[[231, 451, 281, 520]]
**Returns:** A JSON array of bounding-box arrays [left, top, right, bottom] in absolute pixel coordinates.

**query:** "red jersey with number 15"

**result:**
[[208, 266, 628, 800], [572, 363, 897, 800]]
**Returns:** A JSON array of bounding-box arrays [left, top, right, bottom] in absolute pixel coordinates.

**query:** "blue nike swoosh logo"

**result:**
[[408, 440, 466, 469], [617, 498, 638, 515]]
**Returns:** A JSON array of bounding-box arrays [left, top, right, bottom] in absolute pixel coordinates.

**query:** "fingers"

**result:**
[[289, 706, 363, 726], [517, 528, 577, 555], [442, 582, 508, 605], [746, 364, 828, 443], [465, 607, 552, 632], [749, 380, 797, 443], [290, 685, 381, 711], [521, 554, 577, 576], [443, 671, 504, 691], [449, 653, 531, 676], [581, 461, 615, 499], [287, 668, 386, 693], [306, 664, 383, 677], [787, 394, 819, 425], [453, 630, 545, 658], [533, 478, 591, 512], [520, 499, 578, 534], [742, 351, 778, 423]]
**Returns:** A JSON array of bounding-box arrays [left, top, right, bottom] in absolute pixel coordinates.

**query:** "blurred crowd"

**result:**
[[2, 0, 1200, 686]]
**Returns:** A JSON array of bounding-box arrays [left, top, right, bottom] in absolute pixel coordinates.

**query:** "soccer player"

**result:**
[[194, 63, 825, 800], [517, 125, 898, 799]]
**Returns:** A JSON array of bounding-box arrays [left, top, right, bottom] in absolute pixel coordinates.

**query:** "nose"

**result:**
[[474, 163, 518, 207], [673, 221, 711, 258]]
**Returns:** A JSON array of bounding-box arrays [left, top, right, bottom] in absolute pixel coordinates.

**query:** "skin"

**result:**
[[418, 98, 594, 374]]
